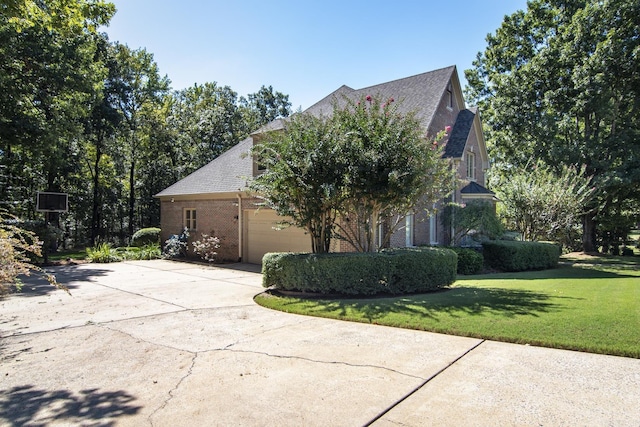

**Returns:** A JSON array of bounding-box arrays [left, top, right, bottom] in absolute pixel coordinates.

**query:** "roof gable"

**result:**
[[303, 66, 456, 128]]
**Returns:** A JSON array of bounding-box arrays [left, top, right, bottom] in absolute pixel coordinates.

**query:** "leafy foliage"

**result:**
[[465, 0, 640, 252], [441, 200, 503, 245], [0, 210, 60, 294], [262, 247, 457, 295], [86, 243, 121, 263], [130, 227, 161, 247], [449, 247, 484, 275], [251, 94, 453, 253], [482, 240, 561, 272], [491, 161, 594, 249], [0, 1, 293, 248]]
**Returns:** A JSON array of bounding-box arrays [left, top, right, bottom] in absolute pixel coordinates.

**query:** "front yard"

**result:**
[[255, 253, 640, 358]]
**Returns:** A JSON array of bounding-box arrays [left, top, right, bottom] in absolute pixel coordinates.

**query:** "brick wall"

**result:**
[[160, 198, 241, 261]]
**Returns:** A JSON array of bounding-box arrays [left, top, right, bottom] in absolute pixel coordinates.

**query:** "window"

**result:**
[[466, 151, 476, 181], [184, 208, 197, 230], [405, 213, 414, 247], [429, 212, 438, 245], [446, 83, 453, 109]]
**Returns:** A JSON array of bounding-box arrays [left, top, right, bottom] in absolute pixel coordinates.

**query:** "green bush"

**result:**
[[262, 247, 457, 296], [450, 247, 484, 275], [482, 240, 560, 272], [131, 227, 161, 247], [117, 245, 162, 260], [86, 243, 121, 263]]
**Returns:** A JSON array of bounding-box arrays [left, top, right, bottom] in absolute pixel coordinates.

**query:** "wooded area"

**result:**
[[0, 0, 291, 248]]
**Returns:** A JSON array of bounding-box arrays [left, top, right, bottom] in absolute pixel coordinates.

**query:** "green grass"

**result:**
[[255, 256, 640, 358], [40, 249, 87, 262]]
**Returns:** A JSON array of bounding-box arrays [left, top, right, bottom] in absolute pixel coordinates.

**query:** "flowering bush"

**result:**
[[163, 228, 189, 258], [192, 234, 221, 262]]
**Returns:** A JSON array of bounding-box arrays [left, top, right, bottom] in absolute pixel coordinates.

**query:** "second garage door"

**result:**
[[244, 209, 311, 264]]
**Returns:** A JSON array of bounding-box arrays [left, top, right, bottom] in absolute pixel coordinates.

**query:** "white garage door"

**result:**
[[244, 209, 311, 264]]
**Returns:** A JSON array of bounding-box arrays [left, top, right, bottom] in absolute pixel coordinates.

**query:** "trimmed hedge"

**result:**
[[131, 227, 161, 247], [450, 247, 484, 275], [482, 240, 560, 272], [262, 247, 457, 296]]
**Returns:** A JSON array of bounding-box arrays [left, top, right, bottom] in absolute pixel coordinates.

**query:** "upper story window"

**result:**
[[184, 208, 197, 230], [446, 83, 453, 109], [466, 151, 476, 181]]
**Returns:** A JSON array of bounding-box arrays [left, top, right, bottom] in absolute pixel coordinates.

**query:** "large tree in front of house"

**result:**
[[251, 113, 345, 253], [332, 95, 453, 252], [251, 94, 453, 253], [465, 0, 640, 252]]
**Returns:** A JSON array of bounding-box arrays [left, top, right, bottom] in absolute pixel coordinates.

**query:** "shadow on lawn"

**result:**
[[0, 385, 141, 427], [467, 265, 639, 281], [291, 286, 575, 324]]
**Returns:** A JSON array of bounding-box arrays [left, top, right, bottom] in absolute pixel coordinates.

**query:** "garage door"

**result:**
[[244, 209, 311, 264]]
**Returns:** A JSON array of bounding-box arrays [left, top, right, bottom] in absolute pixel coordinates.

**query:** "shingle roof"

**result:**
[[460, 181, 495, 196], [156, 66, 458, 197], [155, 136, 254, 197], [304, 67, 456, 129], [445, 107, 477, 159]]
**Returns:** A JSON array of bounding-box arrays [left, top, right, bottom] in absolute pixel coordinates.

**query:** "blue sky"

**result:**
[[103, 1, 528, 110]]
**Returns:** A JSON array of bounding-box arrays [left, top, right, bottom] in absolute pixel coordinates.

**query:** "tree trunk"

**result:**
[[582, 214, 597, 253], [90, 139, 102, 246], [128, 160, 135, 241]]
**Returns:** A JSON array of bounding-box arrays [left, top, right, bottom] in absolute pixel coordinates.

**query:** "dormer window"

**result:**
[[446, 83, 453, 109]]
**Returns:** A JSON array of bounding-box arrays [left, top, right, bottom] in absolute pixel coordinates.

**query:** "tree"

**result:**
[[241, 85, 292, 132], [333, 95, 453, 252], [110, 43, 170, 239], [251, 94, 453, 253], [465, 0, 640, 252], [251, 113, 344, 253], [490, 161, 594, 249]]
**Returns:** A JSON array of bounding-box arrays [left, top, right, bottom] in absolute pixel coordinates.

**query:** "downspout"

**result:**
[[237, 193, 243, 262]]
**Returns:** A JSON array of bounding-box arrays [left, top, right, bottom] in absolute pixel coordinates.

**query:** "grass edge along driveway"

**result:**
[[254, 255, 640, 359]]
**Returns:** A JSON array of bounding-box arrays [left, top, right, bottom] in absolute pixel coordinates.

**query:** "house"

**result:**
[[156, 65, 493, 263]]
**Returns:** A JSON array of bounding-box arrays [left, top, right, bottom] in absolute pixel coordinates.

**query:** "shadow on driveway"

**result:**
[[0, 385, 141, 427]]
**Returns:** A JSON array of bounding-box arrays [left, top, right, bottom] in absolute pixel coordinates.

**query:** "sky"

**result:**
[[102, 0, 528, 111]]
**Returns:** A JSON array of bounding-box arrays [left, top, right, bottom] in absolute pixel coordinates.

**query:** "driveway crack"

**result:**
[[222, 348, 424, 380], [147, 352, 198, 426]]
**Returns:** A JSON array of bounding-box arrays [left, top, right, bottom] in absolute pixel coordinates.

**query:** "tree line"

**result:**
[[0, 1, 291, 248]]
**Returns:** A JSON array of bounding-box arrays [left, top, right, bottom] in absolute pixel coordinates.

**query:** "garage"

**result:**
[[244, 209, 311, 264]]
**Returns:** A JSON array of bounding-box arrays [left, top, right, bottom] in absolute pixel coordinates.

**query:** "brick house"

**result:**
[[156, 65, 494, 263]]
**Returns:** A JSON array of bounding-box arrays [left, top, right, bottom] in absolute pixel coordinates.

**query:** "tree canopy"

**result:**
[[0, 1, 292, 249], [251, 94, 453, 253], [465, 0, 640, 252]]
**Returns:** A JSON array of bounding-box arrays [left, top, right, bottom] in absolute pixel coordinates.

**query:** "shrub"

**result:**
[[482, 240, 560, 272], [262, 247, 457, 296], [450, 247, 484, 275], [131, 227, 161, 247], [117, 245, 162, 260], [163, 228, 189, 258], [621, 246, 634, 257], [192, 234, 221, 262], [86, 243, 121, 263]]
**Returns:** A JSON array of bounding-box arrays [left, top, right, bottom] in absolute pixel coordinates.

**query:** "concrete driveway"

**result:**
[[1, 260, 638, 426]]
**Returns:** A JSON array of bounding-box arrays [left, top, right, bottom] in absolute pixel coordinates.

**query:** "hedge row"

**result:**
[[449, 247, 484, 275], [262, 247, 457, 296], [482, 240, 560, 272]]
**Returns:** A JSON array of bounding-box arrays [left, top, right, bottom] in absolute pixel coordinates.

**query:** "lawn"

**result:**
[[254, 254, 640, 358]]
